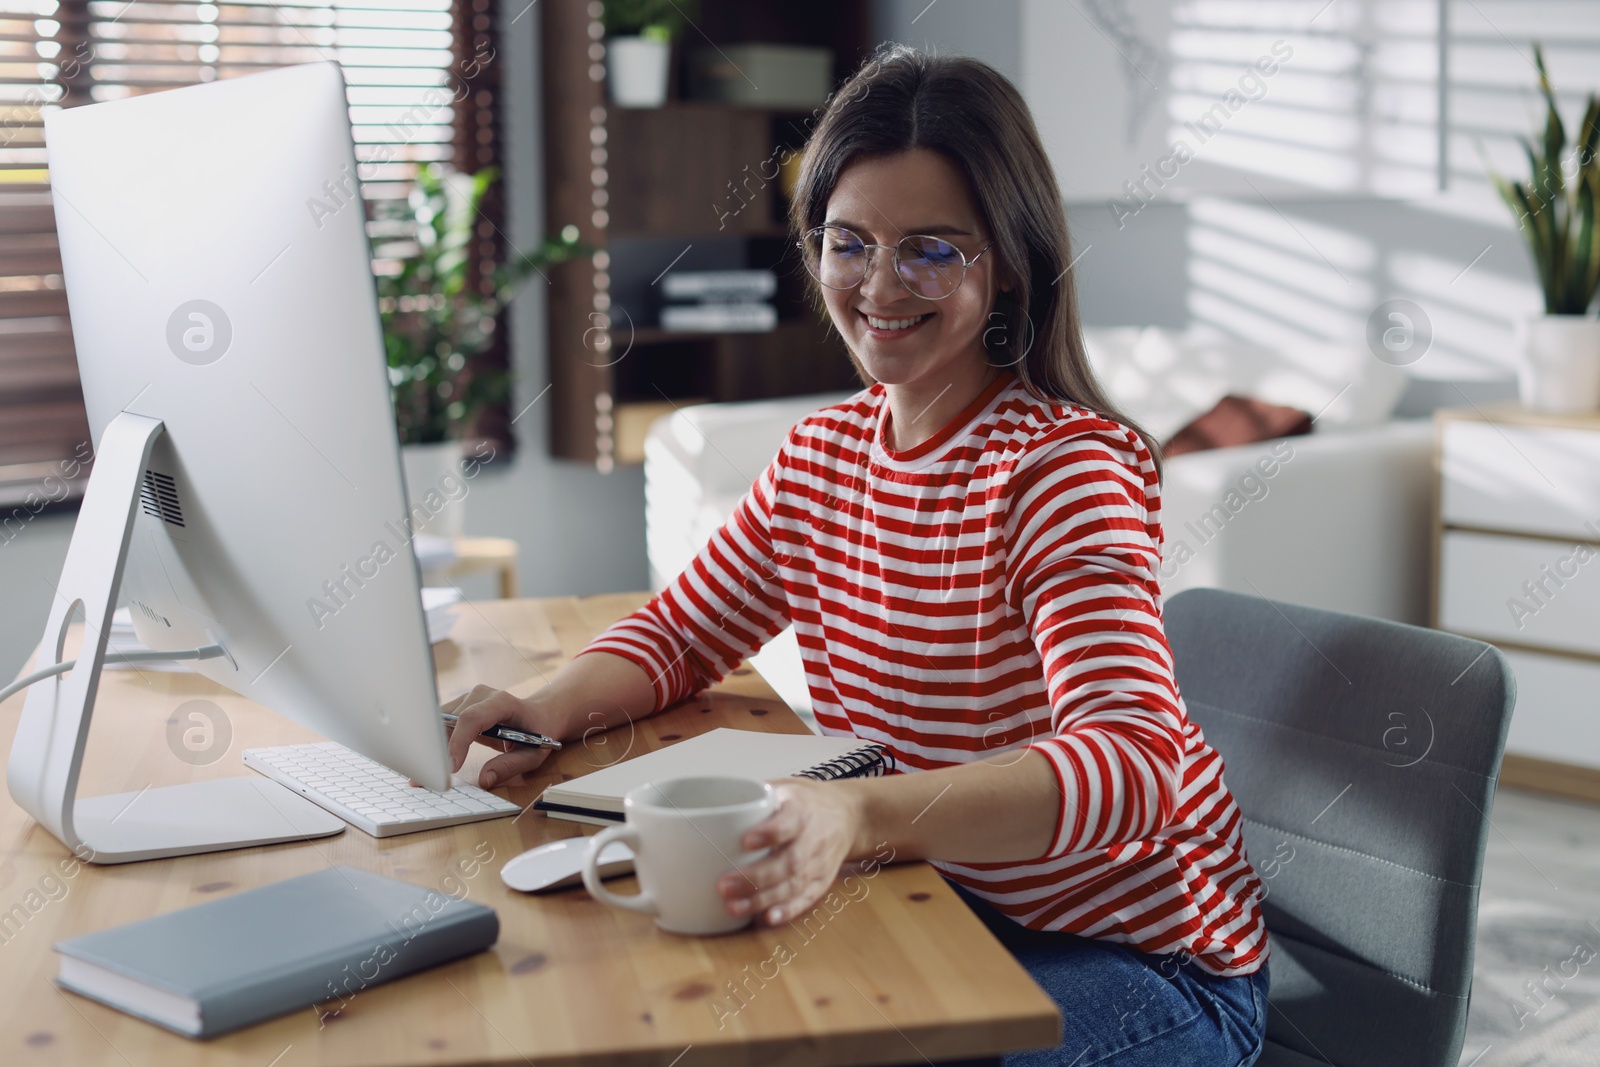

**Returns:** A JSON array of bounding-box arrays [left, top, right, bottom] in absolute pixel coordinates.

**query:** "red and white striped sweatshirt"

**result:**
[[583, 373, 1268, 977]]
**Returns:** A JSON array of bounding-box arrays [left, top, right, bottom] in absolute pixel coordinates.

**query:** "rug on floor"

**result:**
[[1458, 900, 1600, 1066]]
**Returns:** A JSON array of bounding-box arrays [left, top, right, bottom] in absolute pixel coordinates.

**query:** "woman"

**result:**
[[446, 45, 1268, 1065]]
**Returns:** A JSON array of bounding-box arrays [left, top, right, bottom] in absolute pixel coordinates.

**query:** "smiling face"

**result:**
[[817, 148, 1003, 396]]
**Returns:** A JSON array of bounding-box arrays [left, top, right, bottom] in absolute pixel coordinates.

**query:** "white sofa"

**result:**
[[644, 327, 1434, 715]]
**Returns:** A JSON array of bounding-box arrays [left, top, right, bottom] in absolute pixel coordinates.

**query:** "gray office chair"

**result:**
[[1165, 588, 1516, 1067]]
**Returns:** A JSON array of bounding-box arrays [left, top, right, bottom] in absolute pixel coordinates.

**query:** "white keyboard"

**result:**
[[243, 742, 520, 838]]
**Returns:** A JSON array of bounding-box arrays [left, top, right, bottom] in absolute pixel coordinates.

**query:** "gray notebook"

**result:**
[[55, 866, 498, 1038]]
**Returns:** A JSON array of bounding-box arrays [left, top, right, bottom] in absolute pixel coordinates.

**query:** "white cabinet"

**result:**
[[1435, 407, 1600, 795], [1440, 420, 1600, 540], [1438, 530, 1600, 658], [1498, 650, 1600, 770]]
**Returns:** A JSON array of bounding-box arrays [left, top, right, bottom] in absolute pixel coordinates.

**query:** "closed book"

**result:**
[[536, 727, 895, 826], [55, 866, 498, 1038], [661, 269, 777, 301], [660, 303, 777, 333]]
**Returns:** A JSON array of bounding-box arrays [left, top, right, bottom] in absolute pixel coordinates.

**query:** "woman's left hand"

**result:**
[[716, 779, 866, 926]]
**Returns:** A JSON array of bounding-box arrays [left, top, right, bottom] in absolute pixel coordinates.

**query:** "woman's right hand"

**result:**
[[443, 685, 565, 790], [441, 651, 658, 792]]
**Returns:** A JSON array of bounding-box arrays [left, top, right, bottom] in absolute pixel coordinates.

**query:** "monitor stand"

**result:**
[[5, 412, 345, 864]]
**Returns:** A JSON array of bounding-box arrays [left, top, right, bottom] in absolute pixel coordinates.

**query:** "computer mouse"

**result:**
[[500, 835, 635, 893]]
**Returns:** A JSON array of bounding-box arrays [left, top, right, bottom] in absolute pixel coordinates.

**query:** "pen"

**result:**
[[441, 712, 563, 751]]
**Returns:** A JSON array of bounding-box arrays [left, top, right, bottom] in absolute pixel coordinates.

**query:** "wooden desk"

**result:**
[[0, 594, 1058, 1066]]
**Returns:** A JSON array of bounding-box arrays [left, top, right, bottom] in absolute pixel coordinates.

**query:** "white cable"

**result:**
[[0, 644, 228, 706]]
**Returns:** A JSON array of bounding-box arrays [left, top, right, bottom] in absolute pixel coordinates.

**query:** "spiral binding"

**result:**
[[796, 744, 896, 781]]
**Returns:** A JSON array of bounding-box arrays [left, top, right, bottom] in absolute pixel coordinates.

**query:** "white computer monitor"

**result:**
[[8, 63, 454, 863]]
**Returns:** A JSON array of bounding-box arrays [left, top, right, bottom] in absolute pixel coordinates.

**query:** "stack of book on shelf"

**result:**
[[660, 269, 777, 333]]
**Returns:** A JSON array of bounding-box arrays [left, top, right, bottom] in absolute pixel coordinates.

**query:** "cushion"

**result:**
[[1163, 394, 1312, 457], [1083, 326, 1408, 441]]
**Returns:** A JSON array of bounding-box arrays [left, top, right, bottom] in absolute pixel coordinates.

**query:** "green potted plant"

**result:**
[[378, 164, 582, 535], [1487, 43, 1600, 413], [602, 0, 698, 107]]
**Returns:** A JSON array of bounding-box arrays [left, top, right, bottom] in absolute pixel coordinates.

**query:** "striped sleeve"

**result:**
[[1004, 427, 1185, 859], [579, 435, 793, 711]]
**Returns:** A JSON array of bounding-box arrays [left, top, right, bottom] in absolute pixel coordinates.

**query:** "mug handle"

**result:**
[[582, 826, 655, 915]]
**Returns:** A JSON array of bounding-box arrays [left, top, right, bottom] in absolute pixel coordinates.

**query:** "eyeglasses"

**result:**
[[799, 225, 991, 301]]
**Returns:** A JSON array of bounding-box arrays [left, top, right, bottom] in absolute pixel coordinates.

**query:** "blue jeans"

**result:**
[[949, 881, 1269, 1066]]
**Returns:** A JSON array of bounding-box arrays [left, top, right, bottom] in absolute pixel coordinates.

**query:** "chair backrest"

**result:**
[[1164, 588, 1516, 1067]]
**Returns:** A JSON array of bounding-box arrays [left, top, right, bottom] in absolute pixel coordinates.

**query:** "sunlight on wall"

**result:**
[[1165, 0, 1440, 198], [1176, 0, 1600, 381], [1186, 192, 1528, 379], [1185, 197, 1376, 352]]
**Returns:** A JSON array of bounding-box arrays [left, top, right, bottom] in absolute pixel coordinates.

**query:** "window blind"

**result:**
[[0, 0, 487, 510]]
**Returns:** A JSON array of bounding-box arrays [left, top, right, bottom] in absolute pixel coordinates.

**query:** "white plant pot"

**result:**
[[607, 36, 671, 108], [1518, 314, 1600, 414], [401, 441, 467, 540]]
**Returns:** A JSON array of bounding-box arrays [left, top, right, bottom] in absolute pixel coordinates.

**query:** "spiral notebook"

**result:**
[[535, 727, 895, 826]]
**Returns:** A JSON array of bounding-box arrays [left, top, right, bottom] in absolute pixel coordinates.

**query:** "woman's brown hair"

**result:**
[[790, 43, 1161, 471]]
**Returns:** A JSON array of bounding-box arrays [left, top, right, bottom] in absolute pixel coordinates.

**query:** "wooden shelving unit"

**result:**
[[541, 0, 870, 469]]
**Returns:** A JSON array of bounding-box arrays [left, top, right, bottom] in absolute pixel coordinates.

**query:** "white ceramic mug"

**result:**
[[582, 776, 776, 935]]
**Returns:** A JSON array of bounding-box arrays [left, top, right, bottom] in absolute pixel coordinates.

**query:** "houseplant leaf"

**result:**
[[380, 164, 586, 444]]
